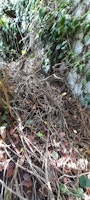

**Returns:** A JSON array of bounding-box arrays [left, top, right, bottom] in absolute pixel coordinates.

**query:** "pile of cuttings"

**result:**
[[0, 62, 90, 200]]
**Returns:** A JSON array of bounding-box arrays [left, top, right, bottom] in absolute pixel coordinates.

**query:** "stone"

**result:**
[[73, 41, 83, 55]]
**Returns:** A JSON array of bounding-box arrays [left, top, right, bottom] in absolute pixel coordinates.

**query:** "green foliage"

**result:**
[[86, 69, 90, 82], [0, 0, 90, 107], [1, 112, 7, 122], [0, 17, 7, 27], [60, 183, 83, 199], [37, 1, 81, 65], [82, 92, 90, 107], [59, 183, 70, 196], [0, 0, 33, 61], [74, 188, 83, 199], [35, 0, 90, 107], [0, 68, 12, 115]]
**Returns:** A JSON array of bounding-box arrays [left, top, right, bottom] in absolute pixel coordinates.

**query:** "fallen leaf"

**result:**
[[57, 157, 67, 168], [38, 102, 45, 108], [59, 132, 65, 138], [86, 187, 90, 195], [0, 137, 3, 144], [1, 156, 6, 164], [20, 147, 24, 153], [25, 100, 31, 105], [64, 140, 69, 147], [23, 180, 32, 188], [13, 133, 19, 139], [0, 150, 4, 159], [71, 168, 78, 175], [9, 127, 15, 135], [85, 149, 90, 155], [32, 105, 36, 110], [62, 92, 67, 96], [64, 167, 71, 174], [0, 165, 3, 171], [63, 177, 68, 183], [0, 126, 6, 139], [44, 121, 48, 125], [54, 124, 57, 128], [72, 148, 76, 157], [73, 129, 77, 134], [19, 156, 25, 166], [50, 159, 57, 167], [42, 186, 48, 195], [23, 173, 30, 181], [67, 194, 74, 200], [7, 167, 14, 177], [28, 135, 34, 142], [7, 162, 14, 177]]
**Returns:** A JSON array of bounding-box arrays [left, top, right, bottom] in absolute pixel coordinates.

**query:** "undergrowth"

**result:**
[[0, 67, 11, 115], [0, 1, 90, 199], [1, 0, 90, 99]]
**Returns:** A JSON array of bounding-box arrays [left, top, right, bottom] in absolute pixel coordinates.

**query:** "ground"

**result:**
[[0, 38, 90, 200]]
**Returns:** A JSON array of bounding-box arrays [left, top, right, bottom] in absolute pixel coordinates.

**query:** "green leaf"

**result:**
[[79, 175, 90, 189], [30, 54, 35, 59], [86, 179, 90, 187], [58, 53, 64, 59], [52, 151, 58, 160], [79, 175, 87, 189], [86, 69, 90, 82], [2, 123, 8, 127], [0, 17, 7, 27], [56, 44, 61, 50], [1, 115, 7, 121], [78, 64, 84, 73], [21, 49, 26, 56], [26, 119, 33, 125], [37, 132, 44, 138], [60, 184, 70, 195], [74, 188, 83, 198], [82, 78, 87, 89]]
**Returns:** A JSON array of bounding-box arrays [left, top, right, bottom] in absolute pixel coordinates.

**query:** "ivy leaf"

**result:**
[[1, 123, 8, 127], [86, 69, 90, 82], [74, 188, 83, 198], [52, 151, 58, 160], [1, 114, 7, 121], [60, 183, 70, 195], [26, 119, 33, 125], [79, 175, 90, 189], [86, 179, 90, 187], [56, 44, 61, 50]]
